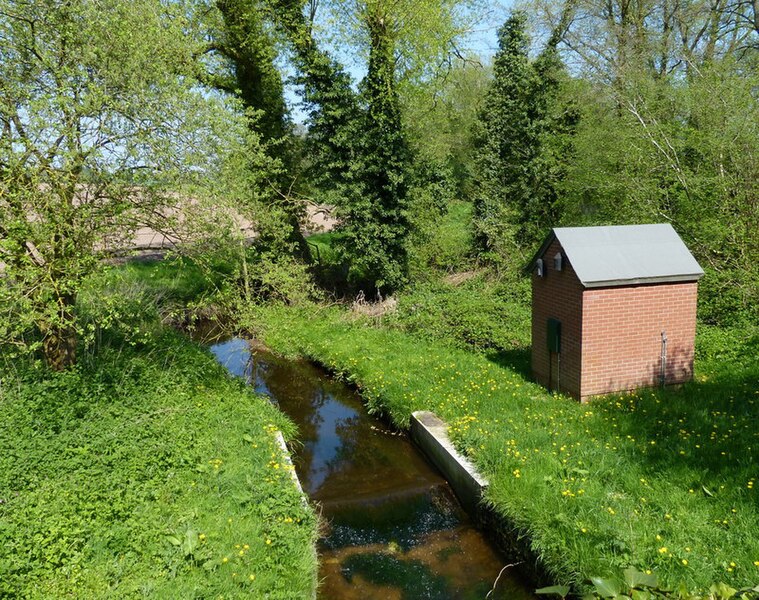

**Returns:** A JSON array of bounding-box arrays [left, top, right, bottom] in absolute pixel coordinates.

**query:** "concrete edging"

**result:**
[[410, 410, 552, 589], [274, 430, 307, 501], [409, 410, 489, 515]]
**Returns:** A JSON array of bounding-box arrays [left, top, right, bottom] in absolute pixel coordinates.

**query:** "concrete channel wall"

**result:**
[[409, 410, 489, 515], [410, 410, 551, 590]]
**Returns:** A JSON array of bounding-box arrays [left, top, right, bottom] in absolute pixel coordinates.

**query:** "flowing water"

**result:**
[[210, 337, 537, 600]]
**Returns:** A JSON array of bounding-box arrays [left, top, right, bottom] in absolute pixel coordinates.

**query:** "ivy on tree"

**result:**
[[472, 11, 577, 262]]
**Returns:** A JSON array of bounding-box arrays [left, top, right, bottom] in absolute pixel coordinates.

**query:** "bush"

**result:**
[[389, 275, 530, 353]]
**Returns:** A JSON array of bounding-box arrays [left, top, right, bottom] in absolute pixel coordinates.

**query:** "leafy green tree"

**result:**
[[200, 0, 314, 263], [338, 6, 412, 292], [472, 11, 577, 262], [211, 0, 289, 144], [268, 0, 412, 292], [472, 12, 533, 262], [0, 0, 251, 368], [403, 58, 491, 200]]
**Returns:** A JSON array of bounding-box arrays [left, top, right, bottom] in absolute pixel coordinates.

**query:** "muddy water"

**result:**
[[210, 338, 536, 600]]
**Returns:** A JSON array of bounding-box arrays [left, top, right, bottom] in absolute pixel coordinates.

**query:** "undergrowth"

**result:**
[[0, 263, 318, 599]]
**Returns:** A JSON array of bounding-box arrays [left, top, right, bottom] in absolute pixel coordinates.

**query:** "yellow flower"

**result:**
[[658, 547, 669, 554], [249, 574, 256, 581], [682, 559, 688, 566]]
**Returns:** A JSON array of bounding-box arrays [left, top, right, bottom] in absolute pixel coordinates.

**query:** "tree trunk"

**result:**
[[41, 293, 78, 371]]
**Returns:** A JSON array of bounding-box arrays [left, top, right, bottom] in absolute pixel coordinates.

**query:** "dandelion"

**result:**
[[658, 547, 668, 554], [249, 574, 255, 581], [682, 559, 688, 566]]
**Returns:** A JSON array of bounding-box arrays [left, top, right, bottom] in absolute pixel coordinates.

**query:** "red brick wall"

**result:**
[[580, 282, 698, 399], [531, 239, 584, 398]]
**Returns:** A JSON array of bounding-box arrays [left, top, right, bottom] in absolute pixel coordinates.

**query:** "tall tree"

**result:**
[[268, 0, 413, 291], [472, 11, 578, 260], [0, 0, 250, 368], [472, 12, 534, 261], [212, 0, 289, 144], [200, 0, 313, 263], [339, 6, 412, 292]]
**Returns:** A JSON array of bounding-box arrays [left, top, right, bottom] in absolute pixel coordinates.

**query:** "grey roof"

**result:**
[[532, 224, 705, 288]]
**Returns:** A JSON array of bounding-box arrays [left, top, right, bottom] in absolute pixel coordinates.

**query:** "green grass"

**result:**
[[409, 200, 474, 276], [0, 266, 318, 599], [245, 302, 759, 595]]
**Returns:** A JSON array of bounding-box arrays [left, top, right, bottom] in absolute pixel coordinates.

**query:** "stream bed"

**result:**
[[210, 337, 537, 600]]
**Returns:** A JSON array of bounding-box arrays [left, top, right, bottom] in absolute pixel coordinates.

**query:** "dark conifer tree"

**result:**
[[472, 11, 577, 260]]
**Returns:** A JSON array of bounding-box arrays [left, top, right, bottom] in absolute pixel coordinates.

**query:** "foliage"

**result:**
[[538, 567, 759, 599], [267, 0, 414, 291], [388, 276, 531, 354], [0, 280, 318, 598], [403, 59, 492, 199], [331, 5, 412, 293], [201, 0, 313, 262], [554, 62, 758, 325], [521, 0, 758, 325], [249, 301, 759, 596], [208, 0, 290, 145], [407, 200, 474, 278], [0, 0, 251, 369], [472, 11, 577, 264], [271, 0, 491, 293], [471, 11, 533, 262]]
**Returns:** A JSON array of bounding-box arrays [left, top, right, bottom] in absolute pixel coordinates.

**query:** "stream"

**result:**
[[210, 337, 537, 600]]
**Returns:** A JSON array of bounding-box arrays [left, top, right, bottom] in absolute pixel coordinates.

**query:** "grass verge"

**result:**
[[244, 302, 759, 595], [0, 267, 317, 599]]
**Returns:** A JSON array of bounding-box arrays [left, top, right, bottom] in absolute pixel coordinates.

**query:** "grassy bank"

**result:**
[[0, 262, 318, 599], [245, 301, 759, 595]]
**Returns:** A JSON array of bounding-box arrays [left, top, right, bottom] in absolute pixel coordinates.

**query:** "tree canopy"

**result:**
[[0, 0, 255, 368]]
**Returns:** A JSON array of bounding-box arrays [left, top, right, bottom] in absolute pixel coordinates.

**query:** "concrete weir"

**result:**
[[409, 410, 489, 515]]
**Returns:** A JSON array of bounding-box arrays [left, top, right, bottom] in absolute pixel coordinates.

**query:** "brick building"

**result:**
[[529, 224, 704, 401]]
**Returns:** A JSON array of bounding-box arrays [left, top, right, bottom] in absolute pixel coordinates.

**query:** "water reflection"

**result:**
[[210, 338, 536, 600]]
